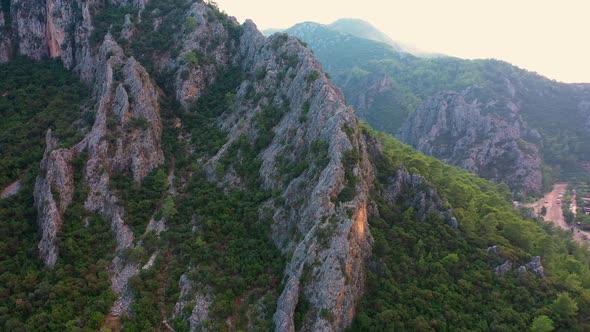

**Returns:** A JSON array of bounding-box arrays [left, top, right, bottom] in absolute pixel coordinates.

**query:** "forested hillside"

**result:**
[[2, 1, 590, 331]]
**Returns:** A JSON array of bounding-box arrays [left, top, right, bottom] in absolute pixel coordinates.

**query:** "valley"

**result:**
[[530, 183, 589, 244]]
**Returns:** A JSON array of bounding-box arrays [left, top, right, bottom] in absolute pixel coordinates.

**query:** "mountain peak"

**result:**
[[328, 18, 401, 50]]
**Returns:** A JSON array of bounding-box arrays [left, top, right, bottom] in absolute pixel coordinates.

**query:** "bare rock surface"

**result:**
[[398, 91, 542, 194], [174, 274, 213, 332], [33, 130, 77, 268], [229, 22, 375, 332]]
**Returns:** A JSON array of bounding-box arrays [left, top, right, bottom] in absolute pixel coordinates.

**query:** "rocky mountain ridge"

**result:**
[[284, 21, 590, 195], [1, 1, 378, 329], [3, 1, 590, 331]]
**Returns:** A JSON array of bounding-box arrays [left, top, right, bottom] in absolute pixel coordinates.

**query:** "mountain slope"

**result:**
[[284, 21, 590, 195], [2, 1, 590, 331]]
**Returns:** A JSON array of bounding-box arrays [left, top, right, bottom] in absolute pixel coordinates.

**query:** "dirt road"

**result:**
[[531, 183, 590, 245]]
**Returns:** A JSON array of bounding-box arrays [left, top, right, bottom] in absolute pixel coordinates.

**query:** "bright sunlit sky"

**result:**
[[215, 0, 590, 83]]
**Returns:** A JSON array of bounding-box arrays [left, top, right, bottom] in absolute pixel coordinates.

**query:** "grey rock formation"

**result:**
[[0, 1, 12, 62], [10, 0, 48, 61], [33, 130, 78, 268], [110, 256, 140, 316], [208, 21, 376, 331], [82, 34, 163, 313], [381, 166, 455, 224], [0, 0, 120, 81], [398, 91, 542, 194], [488, 245, 544, 278], [174, 274, 212, 332], [449, 217, 459, 229], [30, 32, 163, 316], [494, 260, 513, 276], [172, 3, 236, 107], [524, 256, 545, 278]]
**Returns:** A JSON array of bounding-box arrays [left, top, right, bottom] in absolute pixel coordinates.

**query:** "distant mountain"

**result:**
[[265, 18, 441, 57], [284, 20, 590, 195], [327, 19, 443, 57], [327, 18, 403, 51], [284, 22, 403, 73]]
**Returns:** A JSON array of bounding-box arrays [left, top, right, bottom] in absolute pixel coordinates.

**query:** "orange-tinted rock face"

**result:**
[[46, 0, 64, 58]]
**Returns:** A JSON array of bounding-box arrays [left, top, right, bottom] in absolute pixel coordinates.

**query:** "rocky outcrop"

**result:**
[[487, 245, 514, 276], [398, 92, 542, 194], [174, 274, 212, 332], [0, 1, 12, 62], [382, 166, 454, 224], [33, 130, 79, 268], [29, 32, 163, 317], [10, 1, 48, 61], [520, 256, 545, 278], [82, 34, 163, 313], [487, 246, 544, 278], [173, 3, 236, 107], [495, 260, 513, 276], [0, 0, 140, 81]]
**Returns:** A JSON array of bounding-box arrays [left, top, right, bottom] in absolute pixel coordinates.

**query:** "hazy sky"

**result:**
[[215, 0, 590, 83]]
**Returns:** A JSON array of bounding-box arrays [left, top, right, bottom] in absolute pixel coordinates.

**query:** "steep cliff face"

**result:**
[[0, 0, 141, 80], [398, 92, 542, 194], [10, 1, 48, 60], [33, 29, 164, 265], [235, 23, 375, 331], [172, 3, 235, 106], [17, 1, 373, 329], [33, 130, 77, 268]]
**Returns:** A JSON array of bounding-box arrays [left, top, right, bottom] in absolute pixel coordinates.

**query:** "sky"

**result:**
[[214, 0, 590, 83]]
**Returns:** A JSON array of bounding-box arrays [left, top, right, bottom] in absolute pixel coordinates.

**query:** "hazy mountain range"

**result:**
[[279, 19, 590, 195]]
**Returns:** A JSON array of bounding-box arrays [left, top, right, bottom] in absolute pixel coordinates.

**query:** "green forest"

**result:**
[[351, 126, 590, 331]]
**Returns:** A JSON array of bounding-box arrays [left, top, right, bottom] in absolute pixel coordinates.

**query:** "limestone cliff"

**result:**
[[230, 22, 374, 331], [398, 91, 542, 195], [0, 0, 140, 80], [14, 1, 458, 330], [33, 130, 77, 269]]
